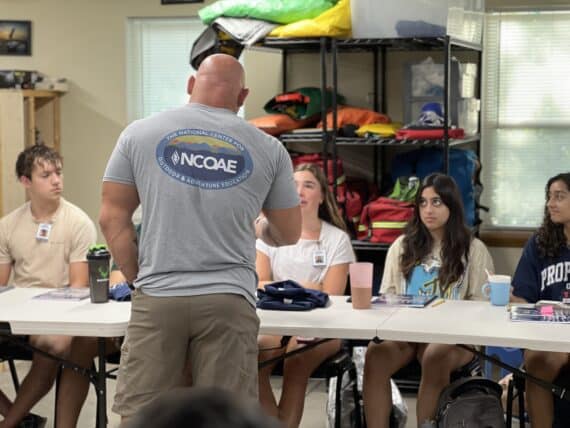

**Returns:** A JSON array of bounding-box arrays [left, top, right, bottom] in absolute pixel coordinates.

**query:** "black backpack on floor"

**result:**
[[436, 376, 505, 428]]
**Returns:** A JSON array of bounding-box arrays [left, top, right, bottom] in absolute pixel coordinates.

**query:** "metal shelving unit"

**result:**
[[280, 132, 481, 148], [350, 240, 390, 252], [254, 36, 483, 251]]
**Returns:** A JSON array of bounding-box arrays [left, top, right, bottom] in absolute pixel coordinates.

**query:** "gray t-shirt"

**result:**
[[103, 103, 299, 305]]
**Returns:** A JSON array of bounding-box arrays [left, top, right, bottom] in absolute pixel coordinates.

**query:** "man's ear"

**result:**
[[187, 75, 196, 95], [237, 87, 249, 108]]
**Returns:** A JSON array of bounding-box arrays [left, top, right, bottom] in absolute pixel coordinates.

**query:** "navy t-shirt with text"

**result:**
[[512, 234, 570, 303]]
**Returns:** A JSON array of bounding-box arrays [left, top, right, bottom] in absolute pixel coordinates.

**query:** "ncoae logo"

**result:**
[[156, 129, 253, 189]]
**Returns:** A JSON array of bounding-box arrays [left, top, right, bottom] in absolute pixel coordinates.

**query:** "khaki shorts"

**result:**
[[112, 290, 259, 417]]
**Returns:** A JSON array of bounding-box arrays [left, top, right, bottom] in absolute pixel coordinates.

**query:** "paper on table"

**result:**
[[33, 287, 90, 301], [0, 285, 14, 294]]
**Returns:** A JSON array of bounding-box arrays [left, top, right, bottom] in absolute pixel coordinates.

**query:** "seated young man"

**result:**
[[511, 172, 570, 428], [0, 145, 97, 428]]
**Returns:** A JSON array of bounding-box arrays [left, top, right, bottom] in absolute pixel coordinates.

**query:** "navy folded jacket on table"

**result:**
[[108, 282, 132, 302], [256, 280, 329, 311]]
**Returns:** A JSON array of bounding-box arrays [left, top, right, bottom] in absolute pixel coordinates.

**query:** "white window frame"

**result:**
[[481, 10, 570, 230]]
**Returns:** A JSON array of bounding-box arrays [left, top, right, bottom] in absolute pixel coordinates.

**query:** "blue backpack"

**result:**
[[391, 148, 479, 226]]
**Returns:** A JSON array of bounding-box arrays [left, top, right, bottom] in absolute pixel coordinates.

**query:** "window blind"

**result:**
[[126, 17, 205, 122], [482, 11, 570, 228]]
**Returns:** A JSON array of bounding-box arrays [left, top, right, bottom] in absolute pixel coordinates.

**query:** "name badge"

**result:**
[[36, 223, 52, 241], [312, 250, 327, 267]]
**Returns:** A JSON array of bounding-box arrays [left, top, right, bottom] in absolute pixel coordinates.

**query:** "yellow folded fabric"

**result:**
[[269, 0, 351, 38], [356, 122, 403, 137]]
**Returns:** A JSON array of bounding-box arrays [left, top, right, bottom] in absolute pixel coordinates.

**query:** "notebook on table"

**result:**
[[510, 301, 570, 323], [371, 293, 437, 308]]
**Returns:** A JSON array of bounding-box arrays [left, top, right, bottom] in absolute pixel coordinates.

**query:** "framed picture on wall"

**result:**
[[161, 0, 203, 4], [0, 20, 31, 56]]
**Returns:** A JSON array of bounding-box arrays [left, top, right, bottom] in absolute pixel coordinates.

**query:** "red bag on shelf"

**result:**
[[357, 197, 414, 244], [344, 178, 379, 235], [395, 127, 465, 140], [291, 153, 343, 184], [345, 189, 362, 225]]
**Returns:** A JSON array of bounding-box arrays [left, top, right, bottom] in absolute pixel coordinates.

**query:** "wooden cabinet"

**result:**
[[0, 89, 64, 215]]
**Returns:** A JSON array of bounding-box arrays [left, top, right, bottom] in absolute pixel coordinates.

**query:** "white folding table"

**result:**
[[3, 289, 570, 427], [258, 295, 398, 339], [375, 299, 570, 353], [0, 287, 130, 428]]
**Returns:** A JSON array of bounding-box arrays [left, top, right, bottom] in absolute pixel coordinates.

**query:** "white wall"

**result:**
[[0, 0, 215, 238]]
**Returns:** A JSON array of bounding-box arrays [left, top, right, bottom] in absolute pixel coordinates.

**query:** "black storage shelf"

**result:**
[[351, 240, 390, 252], [280, 132, 480, 148], [253, 35, 483, 177], [250, 35, 483, 246], [258, 37, 482, 53]]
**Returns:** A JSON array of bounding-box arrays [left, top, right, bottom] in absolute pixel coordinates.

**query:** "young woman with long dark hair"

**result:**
[[512, 172, 570, 428], [363, 173, 494, 428]]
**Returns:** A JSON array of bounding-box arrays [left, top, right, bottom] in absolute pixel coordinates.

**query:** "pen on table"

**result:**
[[431, 298, 445, 308]]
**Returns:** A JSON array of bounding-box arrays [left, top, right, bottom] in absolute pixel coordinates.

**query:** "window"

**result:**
[[482, 11, 570, 229], [126, 17, 205, 122]]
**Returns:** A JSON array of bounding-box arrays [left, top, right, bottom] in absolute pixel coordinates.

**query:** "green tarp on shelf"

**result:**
[[199, 0, 337, 25]]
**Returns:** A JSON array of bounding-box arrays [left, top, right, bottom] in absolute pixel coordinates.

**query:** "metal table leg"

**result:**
[[96, 337, 107, 428]]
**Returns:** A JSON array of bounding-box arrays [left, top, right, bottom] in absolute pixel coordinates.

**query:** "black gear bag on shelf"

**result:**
[[435, 376, 505, 428]]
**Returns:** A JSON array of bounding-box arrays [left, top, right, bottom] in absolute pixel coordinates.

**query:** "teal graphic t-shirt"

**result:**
[[406, 255, 464, 299]]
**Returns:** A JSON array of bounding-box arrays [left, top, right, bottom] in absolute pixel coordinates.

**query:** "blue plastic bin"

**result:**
[[484, 346, 523, 381]]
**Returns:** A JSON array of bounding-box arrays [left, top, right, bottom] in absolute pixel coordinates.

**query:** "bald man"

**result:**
[[100, 54, 301, 420]]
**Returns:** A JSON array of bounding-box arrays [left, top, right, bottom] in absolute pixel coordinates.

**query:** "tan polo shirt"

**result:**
[[0, 198, 97, 288]]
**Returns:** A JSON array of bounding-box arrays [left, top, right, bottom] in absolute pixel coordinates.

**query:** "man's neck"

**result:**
[[30, 198, 61, 222]]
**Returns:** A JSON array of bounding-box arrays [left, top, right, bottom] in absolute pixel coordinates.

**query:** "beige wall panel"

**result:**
[[0, 92, 26, 215], [489, 246, 524, 276], [242, 49, 282, 119], [0, 0, 216, 238]]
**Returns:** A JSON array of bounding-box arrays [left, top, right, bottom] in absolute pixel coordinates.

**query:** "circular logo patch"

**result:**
[[156, 129, 253, 189]]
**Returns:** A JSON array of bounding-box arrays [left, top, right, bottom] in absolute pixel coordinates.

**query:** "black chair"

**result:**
[[0, 337, 33, 392], [505, 367, 570, 428], [505, 373, 525, 428], [392, 360, 421, 393], [103, 349, 122, 379], [268, 339, 362, 428], [386, 350, 483, 395], [314, 347, 362, 428]]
